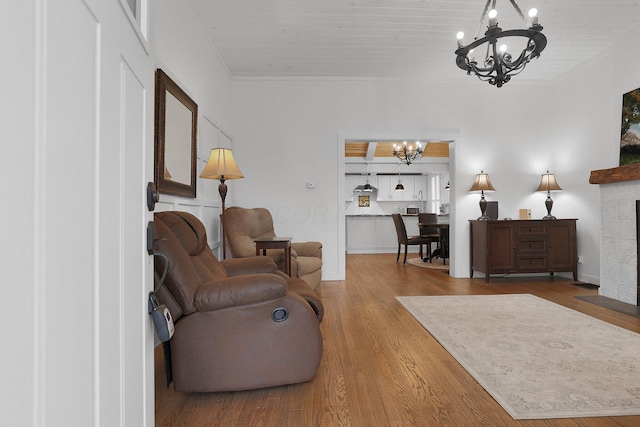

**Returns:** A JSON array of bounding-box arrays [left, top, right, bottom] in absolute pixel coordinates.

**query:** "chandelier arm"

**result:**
[[508, 0, 526, 20], [491, 43, 507, 85], [484, 40, 491, 65], [502, 46, 529, 70]]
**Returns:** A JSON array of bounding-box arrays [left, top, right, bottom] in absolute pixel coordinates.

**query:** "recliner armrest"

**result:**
[[194, 273, 287, 312], [220, 256, 279, 276], [291, 241, 322, 258]]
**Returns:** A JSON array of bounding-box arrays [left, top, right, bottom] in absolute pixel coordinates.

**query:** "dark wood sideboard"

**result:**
[[470, 219, 578, 283]]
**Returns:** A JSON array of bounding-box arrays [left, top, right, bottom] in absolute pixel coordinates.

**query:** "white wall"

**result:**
[[229, 79, 562, 279], [152, 0, 237, 258], [228, 22, 640, 284]]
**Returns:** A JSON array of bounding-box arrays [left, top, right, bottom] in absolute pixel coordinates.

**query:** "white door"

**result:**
[[2, 1, 154, 426]]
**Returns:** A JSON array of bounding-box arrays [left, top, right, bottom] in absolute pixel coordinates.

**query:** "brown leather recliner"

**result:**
[[221, 207, 323, 290], [153, 211, 323, 392]]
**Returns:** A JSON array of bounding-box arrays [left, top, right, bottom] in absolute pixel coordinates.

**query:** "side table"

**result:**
[[254, 237, 292, 276]]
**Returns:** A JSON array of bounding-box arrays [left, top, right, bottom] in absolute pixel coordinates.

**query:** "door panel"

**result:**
[[44, 3, 99, 423]]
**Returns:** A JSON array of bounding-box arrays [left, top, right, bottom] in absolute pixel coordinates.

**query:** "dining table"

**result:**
[[418, 219, 450, 263]]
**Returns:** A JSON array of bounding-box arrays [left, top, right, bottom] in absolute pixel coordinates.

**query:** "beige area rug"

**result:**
[[406, 257, 449, 271], [396, 294, 640, 419]]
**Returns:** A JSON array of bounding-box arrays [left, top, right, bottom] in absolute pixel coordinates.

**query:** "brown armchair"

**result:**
[[153, 211, 323, 392], [221, 206, 323, 290]]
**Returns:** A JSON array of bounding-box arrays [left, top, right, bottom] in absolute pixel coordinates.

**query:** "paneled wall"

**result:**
[[155, 117, 237, 260]]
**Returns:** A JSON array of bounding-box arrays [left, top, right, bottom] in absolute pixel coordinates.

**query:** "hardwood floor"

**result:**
[[155, 254, 640, 426]]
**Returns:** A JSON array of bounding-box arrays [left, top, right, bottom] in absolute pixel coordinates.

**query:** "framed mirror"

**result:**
[[154, 69, 198, 198]]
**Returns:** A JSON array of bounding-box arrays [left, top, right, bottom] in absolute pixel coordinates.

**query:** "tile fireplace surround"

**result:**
[[590, 164, 640, 305]]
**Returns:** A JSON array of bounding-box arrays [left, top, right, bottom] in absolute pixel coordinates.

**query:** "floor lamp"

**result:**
[[200, 148, 244, 259]]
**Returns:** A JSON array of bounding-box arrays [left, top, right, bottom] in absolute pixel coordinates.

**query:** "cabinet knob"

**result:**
[[529, 243, 534, 247]]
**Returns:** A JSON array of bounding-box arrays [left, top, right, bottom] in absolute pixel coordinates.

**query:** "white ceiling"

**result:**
[[186, 0, 640, 83]]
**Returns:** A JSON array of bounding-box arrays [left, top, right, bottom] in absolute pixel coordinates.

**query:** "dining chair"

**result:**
[[391, 214, 431, 264]]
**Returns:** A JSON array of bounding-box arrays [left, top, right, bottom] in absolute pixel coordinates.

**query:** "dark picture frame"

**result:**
[[154, 69, 198, 198]]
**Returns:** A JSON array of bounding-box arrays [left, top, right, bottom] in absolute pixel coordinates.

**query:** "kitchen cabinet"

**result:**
[[470, 219, 577, 282], [376, 175, 403, 201], [401, 176, 427, 202], [413, 176, 427, 201], [346, 175, 428, 203], [401, 177, 416, 201], [377, 175, 428, 202]]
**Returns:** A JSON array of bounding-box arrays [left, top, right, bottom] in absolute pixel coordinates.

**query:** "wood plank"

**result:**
[[155, 254, 640, 426], [589, 163, 640, 184]]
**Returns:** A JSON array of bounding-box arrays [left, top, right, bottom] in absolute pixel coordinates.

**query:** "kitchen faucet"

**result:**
[[418, 190, 424, 213]]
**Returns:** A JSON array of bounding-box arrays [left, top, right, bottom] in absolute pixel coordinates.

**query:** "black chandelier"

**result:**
[[393, 141, 423, 166], [454, 0, 547, 88]]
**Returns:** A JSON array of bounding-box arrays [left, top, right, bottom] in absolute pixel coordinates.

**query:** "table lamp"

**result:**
[[536, 170, 562, 219], [469, 170, 496, 220]]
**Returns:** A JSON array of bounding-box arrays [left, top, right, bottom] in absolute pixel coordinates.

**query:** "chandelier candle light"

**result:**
[[393, 141, 423, 166], [455, 0, 547, 87]]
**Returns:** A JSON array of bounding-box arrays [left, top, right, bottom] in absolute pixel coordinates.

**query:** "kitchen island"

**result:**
[[346, 214, 423, 254]]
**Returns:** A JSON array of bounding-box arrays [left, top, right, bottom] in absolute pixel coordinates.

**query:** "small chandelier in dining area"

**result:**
[[455, 0, 547, 88], [393, 141, 423, 166]]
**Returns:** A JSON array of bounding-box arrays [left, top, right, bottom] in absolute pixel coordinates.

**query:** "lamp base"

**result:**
[[219, 178, 228, 259], [543, 193, 555, 220], [477, 193, 491, 221]]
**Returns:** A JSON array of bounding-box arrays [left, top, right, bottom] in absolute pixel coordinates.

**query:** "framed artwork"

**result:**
[[619, 87, 640, 166], [358, 196, 370, 207], [154, 69, 198, 198]]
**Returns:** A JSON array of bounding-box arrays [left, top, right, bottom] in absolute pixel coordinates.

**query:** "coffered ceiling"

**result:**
[[186, 0, 640, 82]]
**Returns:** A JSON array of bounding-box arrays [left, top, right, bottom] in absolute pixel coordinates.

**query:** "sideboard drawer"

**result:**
[[516, 224, 547, 236], [517, 239, 546, 253], [517, 256, 548, 270]]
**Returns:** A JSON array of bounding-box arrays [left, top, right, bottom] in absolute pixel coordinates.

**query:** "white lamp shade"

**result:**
[[200, 148, 244, 180], [469, 171, 496, 193], [536, 171, 562, 192]]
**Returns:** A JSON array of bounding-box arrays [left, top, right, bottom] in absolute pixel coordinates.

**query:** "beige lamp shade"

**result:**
[[200, 148, 244, 180], [468, 171, 496, 193], [536, 171, 562, 192]]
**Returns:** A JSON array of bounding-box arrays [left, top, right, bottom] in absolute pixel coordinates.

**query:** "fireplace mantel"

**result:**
[[589, 164, 640, 184]]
